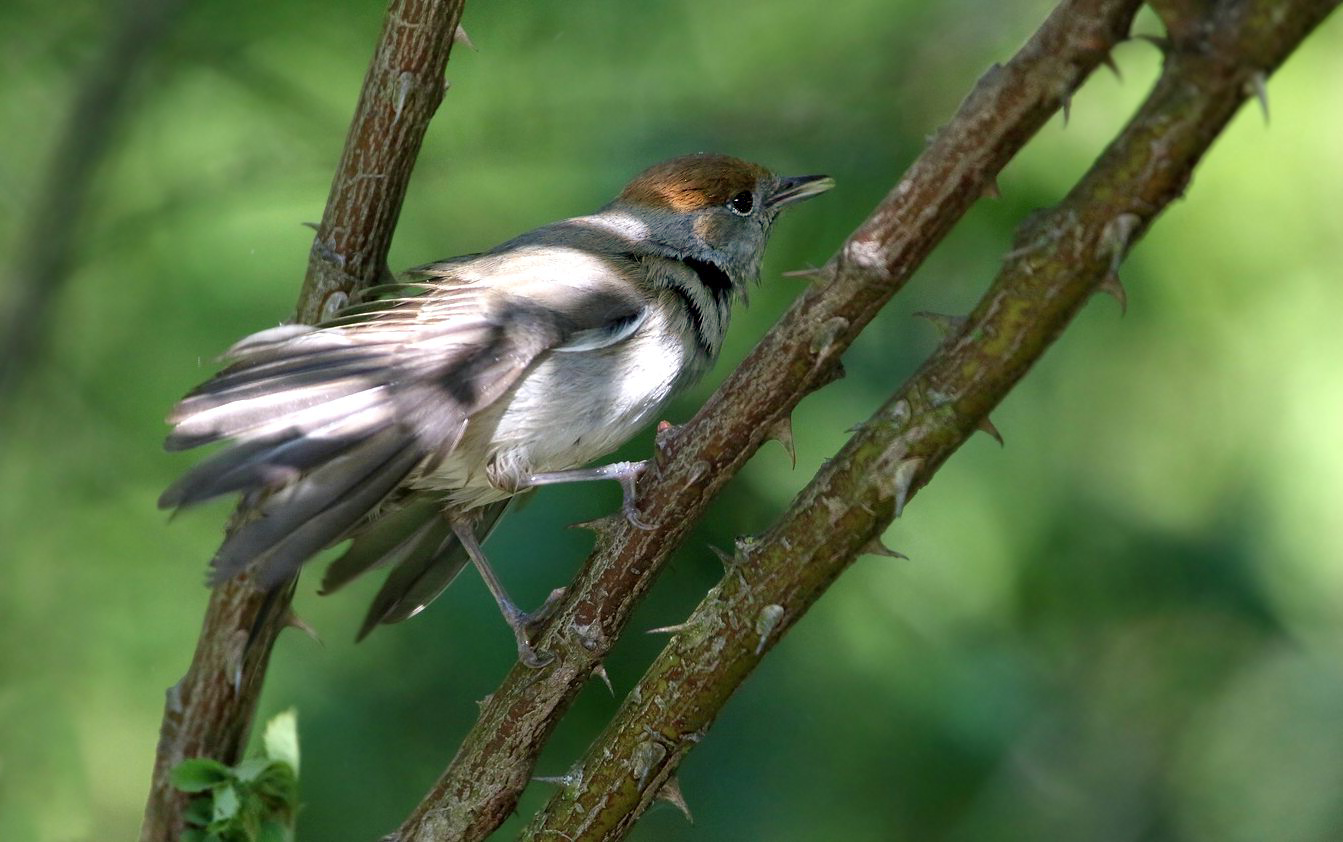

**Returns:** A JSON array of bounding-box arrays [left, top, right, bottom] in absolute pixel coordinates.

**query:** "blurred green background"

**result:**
[[4, 0, 1343, 839]]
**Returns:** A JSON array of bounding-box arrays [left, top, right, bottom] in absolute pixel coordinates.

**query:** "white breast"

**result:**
[[417, 306, 696, 509]]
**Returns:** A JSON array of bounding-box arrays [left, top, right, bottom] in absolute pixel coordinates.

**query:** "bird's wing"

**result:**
[[161, 248, 646, 590]]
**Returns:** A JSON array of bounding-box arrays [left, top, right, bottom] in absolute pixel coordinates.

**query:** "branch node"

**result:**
[[631, 738, 668, 789], [1098, 212, 1142, 275]]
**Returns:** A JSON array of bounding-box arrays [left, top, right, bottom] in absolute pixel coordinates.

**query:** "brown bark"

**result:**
[[138, 2, 467, 839], [387, 1, 1143, 839], [521, 0, 1341, 836]]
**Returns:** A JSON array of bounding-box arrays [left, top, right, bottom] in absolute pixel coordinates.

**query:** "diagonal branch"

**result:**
[[138, 2, 466, 839], [388, 1, 1143, 838], [520, 0, 1341, 837]]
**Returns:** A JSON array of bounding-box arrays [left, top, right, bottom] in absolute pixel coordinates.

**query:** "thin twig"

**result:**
[[388, 1, 1141, 838], [521, 0, 1340, 837], [138, 2, 466, 839]]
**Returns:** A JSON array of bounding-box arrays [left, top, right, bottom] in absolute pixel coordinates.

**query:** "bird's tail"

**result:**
[[160, 325, 425, 589]]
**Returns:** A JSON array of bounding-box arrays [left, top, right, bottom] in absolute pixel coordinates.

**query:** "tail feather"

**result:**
[[355, 499, 510, 640], [210, 430, 422, 586], [320, 498, 444, 595]]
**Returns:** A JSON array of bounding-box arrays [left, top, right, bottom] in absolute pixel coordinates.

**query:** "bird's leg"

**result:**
[[449, 518, 554, 668], [516, 460, 652, 530]]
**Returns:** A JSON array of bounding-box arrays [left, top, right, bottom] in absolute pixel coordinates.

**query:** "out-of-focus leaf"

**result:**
[[170, 758, 232, 793]]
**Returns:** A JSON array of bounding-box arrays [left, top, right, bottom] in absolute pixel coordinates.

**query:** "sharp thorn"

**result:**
[[891, 458, 922, 519], [1246, 71, 1269, 124], [1061, 95, 1072, 126], [782, 264, 828, 282], [766, 415, 797, 468], [1098, 272, 1128, 315], [568, 513, 623, 536], [709, 544, 735, 568], [1101, 53, 1122, 81], [592, 663, 614, 696], [755, 604, 784, 656], [656, 775, 694, 824], [453, 25, 477, 51], [981, 178, 1001, 200], [533, 773, 576, 788], [300, 221, 319, 231], [976, 416, 1005, 446], [647, 621, 693, 636], [913, 311, 968, 339], [284, 610, 323, 646], [862, 536, 908, 560]]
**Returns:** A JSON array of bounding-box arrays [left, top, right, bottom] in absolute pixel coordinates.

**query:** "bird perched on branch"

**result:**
[[161, 153, 833, 666]]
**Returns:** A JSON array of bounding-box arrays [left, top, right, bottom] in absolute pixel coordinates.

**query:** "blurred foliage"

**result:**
[[2, 0, 1342, 840]]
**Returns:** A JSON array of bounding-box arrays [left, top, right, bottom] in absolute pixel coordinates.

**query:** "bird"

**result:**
[[160, 153, 833, 666]]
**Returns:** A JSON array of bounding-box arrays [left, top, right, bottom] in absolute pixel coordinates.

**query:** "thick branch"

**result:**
[[138, 2, 466, 839], [522, 0, 1340, 837], [389, 1, 1141, 839]]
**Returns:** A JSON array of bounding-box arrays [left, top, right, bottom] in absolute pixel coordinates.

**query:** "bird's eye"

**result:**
[[727, 190, 755, 216]]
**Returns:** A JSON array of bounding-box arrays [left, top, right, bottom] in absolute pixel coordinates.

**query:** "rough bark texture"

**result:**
[[520, 0, 1340, 838], [138, 2, 466, 839], [388, 1, 1143, 839]]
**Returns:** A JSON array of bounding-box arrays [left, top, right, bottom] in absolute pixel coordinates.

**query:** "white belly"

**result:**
[[414, 309, 698, 508]]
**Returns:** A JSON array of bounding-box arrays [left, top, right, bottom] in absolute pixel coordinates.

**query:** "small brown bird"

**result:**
[[162, 153, 833, 665]]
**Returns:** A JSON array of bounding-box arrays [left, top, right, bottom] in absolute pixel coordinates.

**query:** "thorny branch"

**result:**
[[521, 1, 1341, 837], [138, 1, 467, 839], [388, 0, 1145, 839]]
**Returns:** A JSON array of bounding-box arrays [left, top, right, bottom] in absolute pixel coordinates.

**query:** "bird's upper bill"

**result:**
[[618, 153, 832, 212]]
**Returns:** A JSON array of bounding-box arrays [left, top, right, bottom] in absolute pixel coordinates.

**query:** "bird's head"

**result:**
[[607, 153, 834, 289]]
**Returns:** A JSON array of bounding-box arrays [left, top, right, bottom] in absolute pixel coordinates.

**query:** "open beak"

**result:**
[[767, 174, 836, 209]]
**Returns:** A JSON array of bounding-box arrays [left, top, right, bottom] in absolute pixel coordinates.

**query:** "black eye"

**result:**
[[727, 190, 754, 216]]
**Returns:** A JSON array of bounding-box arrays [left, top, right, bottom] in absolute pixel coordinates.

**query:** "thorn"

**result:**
[[1098, 272, 1128, 315], [1245, 71, 1269, 124], [284, 610, 323, 646], [592, 663, 614, 696], [1101, 53, 1122, 81], [632, 740, 667, 790], [533, 773, 577, 788], [862, 536, 908, 560], [1061, 94, 1072, 127], [976, 416, 1004, 446], [766, 415, 796, 468], [782, 264, 828, 282], [981, 178, 1001, 200], [568, 513, 623, 536], [891, 458, 922, 519], [913, 311, 968, 340], [300, 221, 319, 231], [1099, 212, 1142, 278], [656, 776, 694, 823], [755, 605, 784, 655], [453, 25, 477, 51], [647, 621, 693, 636], [709, 544, 735, 568]]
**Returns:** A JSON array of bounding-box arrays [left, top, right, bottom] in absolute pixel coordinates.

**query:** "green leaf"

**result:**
[[257, 819, 293, 842], [212, 784, 240, 823], [181, 828, 208, 842], [170, 758, 232, 793], [183, 796, 214, 827], [234, 757, 272, 783], [263, 709, 300, 775]]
